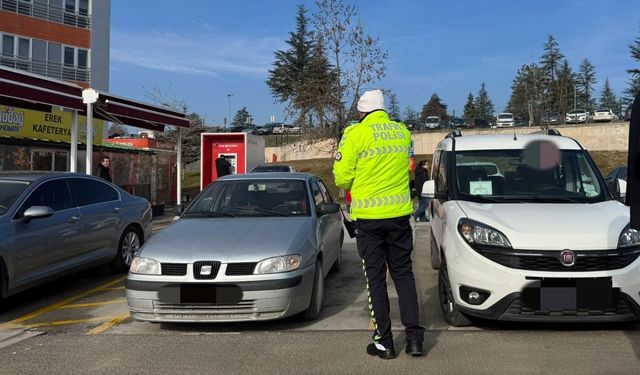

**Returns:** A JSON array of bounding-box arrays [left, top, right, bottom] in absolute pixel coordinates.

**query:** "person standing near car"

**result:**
[[215, 155, 232, 178], [333, 89, 425, 359], [627, 92, 640, 229], [97, 156, 112, 182], [412, 160, 430, 222]]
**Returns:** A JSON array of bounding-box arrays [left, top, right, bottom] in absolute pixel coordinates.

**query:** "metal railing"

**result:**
[[0, 53, 91, 82], [1, 0, 92, 29]]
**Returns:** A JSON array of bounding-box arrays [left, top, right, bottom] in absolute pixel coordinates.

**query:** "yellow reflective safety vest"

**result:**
[[333, 110, 413, 220]]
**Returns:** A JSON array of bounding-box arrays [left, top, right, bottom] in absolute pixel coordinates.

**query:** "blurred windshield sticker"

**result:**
[[470, 181, 493, 195]]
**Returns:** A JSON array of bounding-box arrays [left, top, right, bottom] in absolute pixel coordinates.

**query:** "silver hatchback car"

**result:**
[[0, 172, 152, 298], [126, 173, 344, 322]]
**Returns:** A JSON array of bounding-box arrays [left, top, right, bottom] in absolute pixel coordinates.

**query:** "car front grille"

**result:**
[[473, 246, 640, 272], [226, 262, 257, 275], [503, 296, 635, 318], [161, 263, 187, 276], [193, 261, 221, 280], [154, 300, 256, 311]]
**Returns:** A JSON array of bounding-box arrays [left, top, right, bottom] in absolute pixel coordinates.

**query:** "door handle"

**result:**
[[67, 216, 80, 224], [113, 208, 122, 214]]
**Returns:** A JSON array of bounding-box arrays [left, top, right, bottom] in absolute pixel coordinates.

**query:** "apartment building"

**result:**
[[0, 0, 110, 90]]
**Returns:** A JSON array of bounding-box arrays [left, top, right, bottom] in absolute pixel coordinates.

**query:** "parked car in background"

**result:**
[[593, 109, 619, 122], [254, 123, 278, 135], [496, 113, 515, 127], [514, 117, 528, 127], [425, 116, 441, 130], [449, 117, 465, 129], [0, 172, 152, 299], [473, 118, 490, 128], [566, 109, 591, 124], [541, 112, 563, 126], [126, 173, 344, 322], [250, 165, 297, 173], [273, 124, 301, 134]]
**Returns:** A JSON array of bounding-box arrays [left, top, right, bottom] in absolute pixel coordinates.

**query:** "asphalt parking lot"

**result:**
[[1, 215, 640, 374]]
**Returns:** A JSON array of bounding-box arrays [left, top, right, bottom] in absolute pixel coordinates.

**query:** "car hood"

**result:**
[[456, 200, 629, 250], [140, 217, 314, 263]]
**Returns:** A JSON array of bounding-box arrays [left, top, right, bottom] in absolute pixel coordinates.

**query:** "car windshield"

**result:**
[[427, 117, 439, 123], [569, 110, 585, 114], [454, 149, 606, 203], [184, 179, 310, 217], [0, 180, 30, 215], [498, 114, 513, 119]]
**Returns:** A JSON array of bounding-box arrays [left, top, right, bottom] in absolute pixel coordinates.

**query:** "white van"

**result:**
[[423, 130, 636, 326], [496, 113, 515, 127]]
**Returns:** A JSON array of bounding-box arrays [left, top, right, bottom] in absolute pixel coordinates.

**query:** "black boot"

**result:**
[[366, 343, 397, 359], [405, 339, 424, 357]]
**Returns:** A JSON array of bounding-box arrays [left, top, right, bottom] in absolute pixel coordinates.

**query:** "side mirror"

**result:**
[[317, 202, 340, 216], [422, 180, 435, 198], [616, 179, 627, 202], [23, 206, 54, 223]]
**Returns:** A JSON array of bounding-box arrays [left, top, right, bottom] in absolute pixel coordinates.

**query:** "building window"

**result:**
[[1, 35, 15, 68], [47, 42, 62, 79], [17, 37, 30, 71], [30, 149, 68, 172], [2, 0, 90, 29]]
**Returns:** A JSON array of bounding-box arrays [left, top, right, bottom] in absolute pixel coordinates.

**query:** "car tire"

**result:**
[[302, 259, 324, 321], [109, 226, 143, 273], [430, 230, 441, 270], [331, 231, 344, 273], [438, 260, 472, 327]]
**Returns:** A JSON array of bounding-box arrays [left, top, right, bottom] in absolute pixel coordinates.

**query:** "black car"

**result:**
[[254, 123, 278, 135], [473, 118, 490, 128], [449, 117, 465, 129], [541, 112, 563, 126]]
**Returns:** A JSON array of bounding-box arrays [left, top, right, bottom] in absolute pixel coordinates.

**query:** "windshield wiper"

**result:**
[[458, 192, 502, 202], [231, 206, 290, 217], [497, 195, 581, 203], [183, 211, 237, 218]]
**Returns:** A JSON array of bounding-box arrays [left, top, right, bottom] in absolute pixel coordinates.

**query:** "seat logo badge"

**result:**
[[559, 250, 575, 267], [200, 265, 212, 275]]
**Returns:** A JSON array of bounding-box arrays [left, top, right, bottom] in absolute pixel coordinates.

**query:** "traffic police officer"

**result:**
[[333, 89, 425, 359]]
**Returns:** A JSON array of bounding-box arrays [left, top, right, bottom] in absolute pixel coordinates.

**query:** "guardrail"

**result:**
[[1, 0, 91, 29]]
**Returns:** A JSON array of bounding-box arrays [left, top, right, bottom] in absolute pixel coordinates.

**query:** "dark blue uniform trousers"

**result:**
[[354, 215, 425, 349]]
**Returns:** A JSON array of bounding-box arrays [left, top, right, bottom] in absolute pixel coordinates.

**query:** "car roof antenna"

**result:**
[[513, 131, 517, 141]]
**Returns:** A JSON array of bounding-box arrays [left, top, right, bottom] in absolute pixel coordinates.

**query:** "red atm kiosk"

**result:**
[[200, 132, 265, 189]]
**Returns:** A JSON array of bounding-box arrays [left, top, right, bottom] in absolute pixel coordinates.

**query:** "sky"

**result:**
[[110, 0, 640, 126]]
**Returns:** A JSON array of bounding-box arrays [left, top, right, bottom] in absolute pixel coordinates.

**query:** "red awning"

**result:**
[[0, 66, 83, 110], [0, 66, 190, 131]]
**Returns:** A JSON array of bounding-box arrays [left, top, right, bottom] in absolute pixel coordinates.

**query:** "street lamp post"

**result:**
[[227, 94, 233, 128]]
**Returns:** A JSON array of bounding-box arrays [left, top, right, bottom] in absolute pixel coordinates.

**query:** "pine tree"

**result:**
[[474, 83, 495, 123], [577, 59, 597, 112], [266, 5, 314, 117], [599, 78, 619, 114], [540, 35, 565, 113], [420, 94, 448, 124], [626, 30, 640, 100], [556, 59, 577, 115], [507, 65, 530, 121], [301, 37, 338, 129], [463, 93, 475, 125], [231, 107, 252, 127], [387, 92, 401, 121]]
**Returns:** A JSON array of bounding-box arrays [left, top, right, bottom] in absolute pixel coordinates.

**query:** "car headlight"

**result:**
[[255, 255, 301, 274], [458, 219, 512, 248], [130, 257, 161, 275], [618, 225, 640, 248]]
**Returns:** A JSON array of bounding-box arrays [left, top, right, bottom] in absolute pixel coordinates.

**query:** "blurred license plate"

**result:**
[[523, 278, 613, 311], [159, 284, 242, 304]]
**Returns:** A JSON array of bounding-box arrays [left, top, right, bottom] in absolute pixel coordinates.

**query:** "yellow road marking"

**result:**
[[57, 298, 127, 309], [20, 316, 111, 328], [101, 287, 125, 291], [0, 276, 126, 329], [86, 311, 130, 335]]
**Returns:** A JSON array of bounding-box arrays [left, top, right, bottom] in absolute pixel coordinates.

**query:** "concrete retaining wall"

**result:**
[[265, 122, 629, 161]]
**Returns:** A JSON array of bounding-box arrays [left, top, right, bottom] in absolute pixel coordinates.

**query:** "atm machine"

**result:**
[[200, 132, 265, 189]]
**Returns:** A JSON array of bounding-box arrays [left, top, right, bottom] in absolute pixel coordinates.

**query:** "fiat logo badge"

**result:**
[[559, 250, 576, 267]]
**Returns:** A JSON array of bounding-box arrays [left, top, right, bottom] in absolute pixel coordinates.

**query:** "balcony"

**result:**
[[1, 0, 92, 29], [0, 54, 91, 83]]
